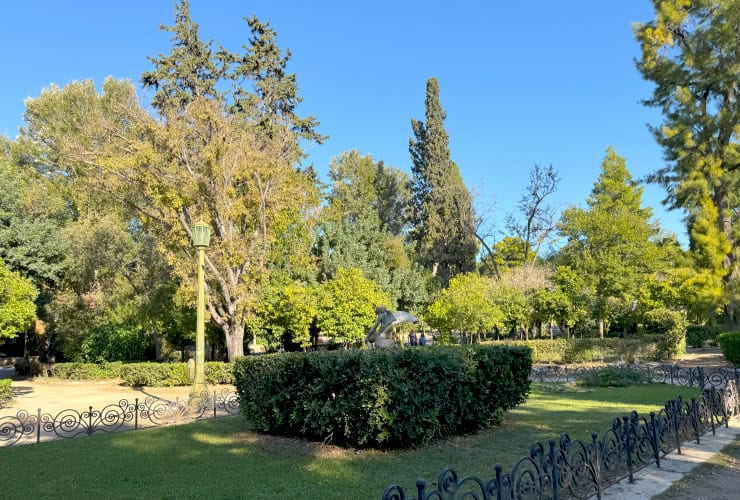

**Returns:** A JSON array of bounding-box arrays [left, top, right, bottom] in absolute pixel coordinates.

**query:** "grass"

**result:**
[[2, 383, 698, 500]]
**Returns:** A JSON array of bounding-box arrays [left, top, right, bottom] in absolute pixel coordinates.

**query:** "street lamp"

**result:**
[[190, 221, 211, 400]]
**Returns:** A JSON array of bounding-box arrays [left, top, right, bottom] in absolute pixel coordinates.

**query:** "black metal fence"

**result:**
[[531, 364, 740, 389], [382, 380, 740, 500], [0, 388, 239, 448]]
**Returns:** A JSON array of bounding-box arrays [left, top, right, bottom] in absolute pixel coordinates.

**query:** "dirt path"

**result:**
[[1, 376, 234, 418]]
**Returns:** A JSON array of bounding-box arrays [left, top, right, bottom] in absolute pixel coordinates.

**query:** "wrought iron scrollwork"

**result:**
[[0, 389, 240, 448], [383, 383, 739, 500]]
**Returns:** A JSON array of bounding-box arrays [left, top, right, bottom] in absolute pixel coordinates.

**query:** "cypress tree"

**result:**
[[409, 78, 478, 286]]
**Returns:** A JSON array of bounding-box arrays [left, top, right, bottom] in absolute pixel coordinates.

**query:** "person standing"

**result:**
[[419, 333, 427, 346]]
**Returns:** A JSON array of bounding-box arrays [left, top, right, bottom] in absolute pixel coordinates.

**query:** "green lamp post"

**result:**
[[190, 221, 211, 400]]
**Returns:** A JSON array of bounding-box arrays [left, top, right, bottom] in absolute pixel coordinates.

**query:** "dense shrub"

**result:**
[[79, 324, 151, 362], [49, 362, 123, 380], [14, 358, 43, 377], [577, 366, 651, 387], [119, 362, 234, 387], [644, 308, 686, 360], [686, 325, 720, 348], [718, 332, 740, 366], [0, 379, 11, 407], [234, 345, 532, 449]]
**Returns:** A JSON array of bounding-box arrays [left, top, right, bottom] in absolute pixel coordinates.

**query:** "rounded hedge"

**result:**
[[233, 345, 532, 449], [718, 331, 740, 366]]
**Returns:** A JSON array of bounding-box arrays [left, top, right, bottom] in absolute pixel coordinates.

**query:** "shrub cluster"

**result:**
[[576, 366, 651, 387], [0, 379, 11, 407], [718, 332, 740, 366], [49, 362, 123, 380], [119, 362, 234, 387], [643, 308, 686, 360], [234, 345, 532, 449], [686, 325, 720, 349], [14, 358, 44, 377]]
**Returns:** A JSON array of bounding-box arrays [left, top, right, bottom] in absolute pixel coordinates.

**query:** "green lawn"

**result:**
[[3, 384, 698, 500]]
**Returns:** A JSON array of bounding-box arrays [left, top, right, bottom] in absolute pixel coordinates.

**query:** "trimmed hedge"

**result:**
[[487, 338, 657, 364], [718, 331, 740, 366], [0, 379, 11, 407], [233, 345, 532, 449], [49, 362, 123, 380], [644, 308, 686, 360], [119, 362, 235, 387], [686, 325, 720, 348], [576, 366, 651, 387]]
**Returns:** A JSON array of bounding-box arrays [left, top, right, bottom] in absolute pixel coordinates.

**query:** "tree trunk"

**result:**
[[153, 331, 162, 360], [223, 322, 245, 361], [598, 320, 604, 339]]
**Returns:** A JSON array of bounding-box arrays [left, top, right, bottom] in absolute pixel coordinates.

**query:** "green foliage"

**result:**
[[79, 325, 151, 362], [718, 332, 740, 366], [643, 307, 687, 359], [577, 366, 651, 387], [0, 258, 37, 339], [409, 78, 478, 286], [119, 362, 234, 387], [686, 325, 721, 348], [14, 358, 44, 377], [486, 338, 664, 364], [0, 379, 11, 407], [233, 345, 532, 449], [48, 362, 123, 380], [557, 148, 663, 331], [315, 268, 392, 346], [636, 0, 740, 321], [426, 273, 502, 336]]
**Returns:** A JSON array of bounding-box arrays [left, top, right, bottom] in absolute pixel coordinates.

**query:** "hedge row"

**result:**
[[234, 345, 532, 449], [34, 362, 235, 387], [718, 331, 740, 366], [486, 335, 683, 364], [0, 379, 11, 407]]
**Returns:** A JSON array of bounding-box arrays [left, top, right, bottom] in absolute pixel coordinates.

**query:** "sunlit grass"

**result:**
[[3, 384, 698, 500]]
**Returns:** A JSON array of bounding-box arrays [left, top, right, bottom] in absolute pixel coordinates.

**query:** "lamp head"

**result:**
[[192, 221, 212, 248]]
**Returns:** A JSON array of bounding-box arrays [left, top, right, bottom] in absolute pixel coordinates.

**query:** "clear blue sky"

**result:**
[[0, 0, 687, 245]]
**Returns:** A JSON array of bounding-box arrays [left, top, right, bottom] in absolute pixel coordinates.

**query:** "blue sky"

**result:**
[[0, 1, 687, 245]]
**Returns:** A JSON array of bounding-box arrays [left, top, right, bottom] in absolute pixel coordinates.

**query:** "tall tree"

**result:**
[[635, 0, 740, 322], [558, 147, 661, 337], [409, 78, 478, 286], [505, 164, 560, 266], [22, 3, 323, 360], [0, 258, 37, 340]]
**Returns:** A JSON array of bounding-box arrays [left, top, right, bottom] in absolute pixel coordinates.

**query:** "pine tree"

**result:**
[[409, 78, 478, 286], [635, 0, 740, 322]]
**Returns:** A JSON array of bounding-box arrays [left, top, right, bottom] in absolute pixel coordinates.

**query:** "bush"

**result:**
[[14, 358, 43, 377], [686, 325, 720, 348], [644, 308, 686, 360], [576, 366, 651, 387], [233, 345, 532, 449], [718, 331, 740, 366], [48, 362, 123, 380], [119, 362, 234, 387], [79, 324, 151, 362], [0, 379, 11, 407]]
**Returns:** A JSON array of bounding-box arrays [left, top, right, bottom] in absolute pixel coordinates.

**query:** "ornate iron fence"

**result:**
[[530, 364, 740, 390], [0, 388, 239, 448], [382, 380, 740, 500]]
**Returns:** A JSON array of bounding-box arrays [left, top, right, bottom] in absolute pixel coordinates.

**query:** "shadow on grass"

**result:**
[[0, 384, 700, 500]]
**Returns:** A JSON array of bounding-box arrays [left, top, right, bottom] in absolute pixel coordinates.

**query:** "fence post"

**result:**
[[415, 479, 426, 500], [671, 400, 682, 455], [649, 412, 660, 468], [697, 367, 706, 390], [134, 397, 139, 430], [213, 391, 217, 419], [549, 439, 559, 500], [591, 433, 602, 500], [494, 465, 503, 500], [691, 398, 701, 444], [36, 408, 41, 444], [623, 416, 634, 483]]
